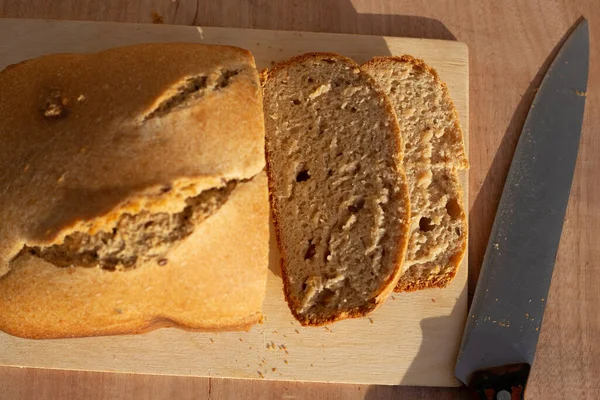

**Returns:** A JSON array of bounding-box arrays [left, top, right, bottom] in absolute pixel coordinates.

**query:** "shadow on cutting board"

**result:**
[[363, 283, 468, 399], [337, 1, 456, 40], [140, 0, 456, 65], [193, 0, 457, 41], [255, 1, 456, 65]]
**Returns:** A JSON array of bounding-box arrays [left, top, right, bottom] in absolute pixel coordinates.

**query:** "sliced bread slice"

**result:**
[[263, 53, 411, 325], [362, 55, 468, 292]]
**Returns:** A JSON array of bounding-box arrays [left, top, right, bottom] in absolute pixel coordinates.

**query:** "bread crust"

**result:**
[[0, 43, 268, 338], [263, 52, 410, 325], [362, 55, 468, 293]]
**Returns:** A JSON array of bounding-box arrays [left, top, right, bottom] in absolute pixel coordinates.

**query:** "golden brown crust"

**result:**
[[0, 43, 269, 338], [264, 52, 410, 326], [0, 312, 260, 340]]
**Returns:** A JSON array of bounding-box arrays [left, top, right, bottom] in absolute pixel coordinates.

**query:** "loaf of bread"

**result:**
[[263, 53, 411, 325], [0, 43, 269, 338], [363, 55, 468, 292]]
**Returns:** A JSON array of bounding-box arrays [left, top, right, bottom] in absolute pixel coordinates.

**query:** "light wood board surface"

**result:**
[[0, 1, 599, 399], [0, 18, 469, 388]]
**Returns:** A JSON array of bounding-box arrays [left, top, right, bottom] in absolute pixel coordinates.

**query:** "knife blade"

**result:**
[[455, 18, 589, 399]]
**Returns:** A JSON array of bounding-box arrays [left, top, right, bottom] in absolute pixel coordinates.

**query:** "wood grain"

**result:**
[[0, 18, 467, 387], [0, 0, 599, 399]]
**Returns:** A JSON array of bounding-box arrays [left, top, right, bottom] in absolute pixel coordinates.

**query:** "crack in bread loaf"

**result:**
[[263, 53, 410, 325], [19, 181, 237, 270], [363, 55, 468, 292], [143, 69, 241, 121]]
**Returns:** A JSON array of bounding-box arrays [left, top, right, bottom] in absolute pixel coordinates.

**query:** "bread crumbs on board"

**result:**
[[368, 318, 374, 324], [266, 341, 279, 350], [284, 359, 289, 364]]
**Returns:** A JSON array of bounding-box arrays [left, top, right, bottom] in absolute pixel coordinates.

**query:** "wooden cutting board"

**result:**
[[0, 18, 468, 387]]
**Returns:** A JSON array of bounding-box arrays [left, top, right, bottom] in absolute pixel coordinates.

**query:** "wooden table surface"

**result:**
[[0, 1, 598, 399]]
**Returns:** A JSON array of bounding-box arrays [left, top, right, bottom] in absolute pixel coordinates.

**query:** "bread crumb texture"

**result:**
[[18, 182, 237, 270], [263, 53, 410, 325], [363, 55, 468, 292]]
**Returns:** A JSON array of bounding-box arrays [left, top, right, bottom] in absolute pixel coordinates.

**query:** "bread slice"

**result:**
[[0, 43, 268, 338], [362, 55, 468, 292], [263, 53, 411, 325]]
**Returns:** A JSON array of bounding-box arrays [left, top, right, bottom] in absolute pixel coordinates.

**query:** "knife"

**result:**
[[454, 18, 589, 399]]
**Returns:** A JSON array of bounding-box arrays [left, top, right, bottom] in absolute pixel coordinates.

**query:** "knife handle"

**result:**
[[468, 363, 531, 400]]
